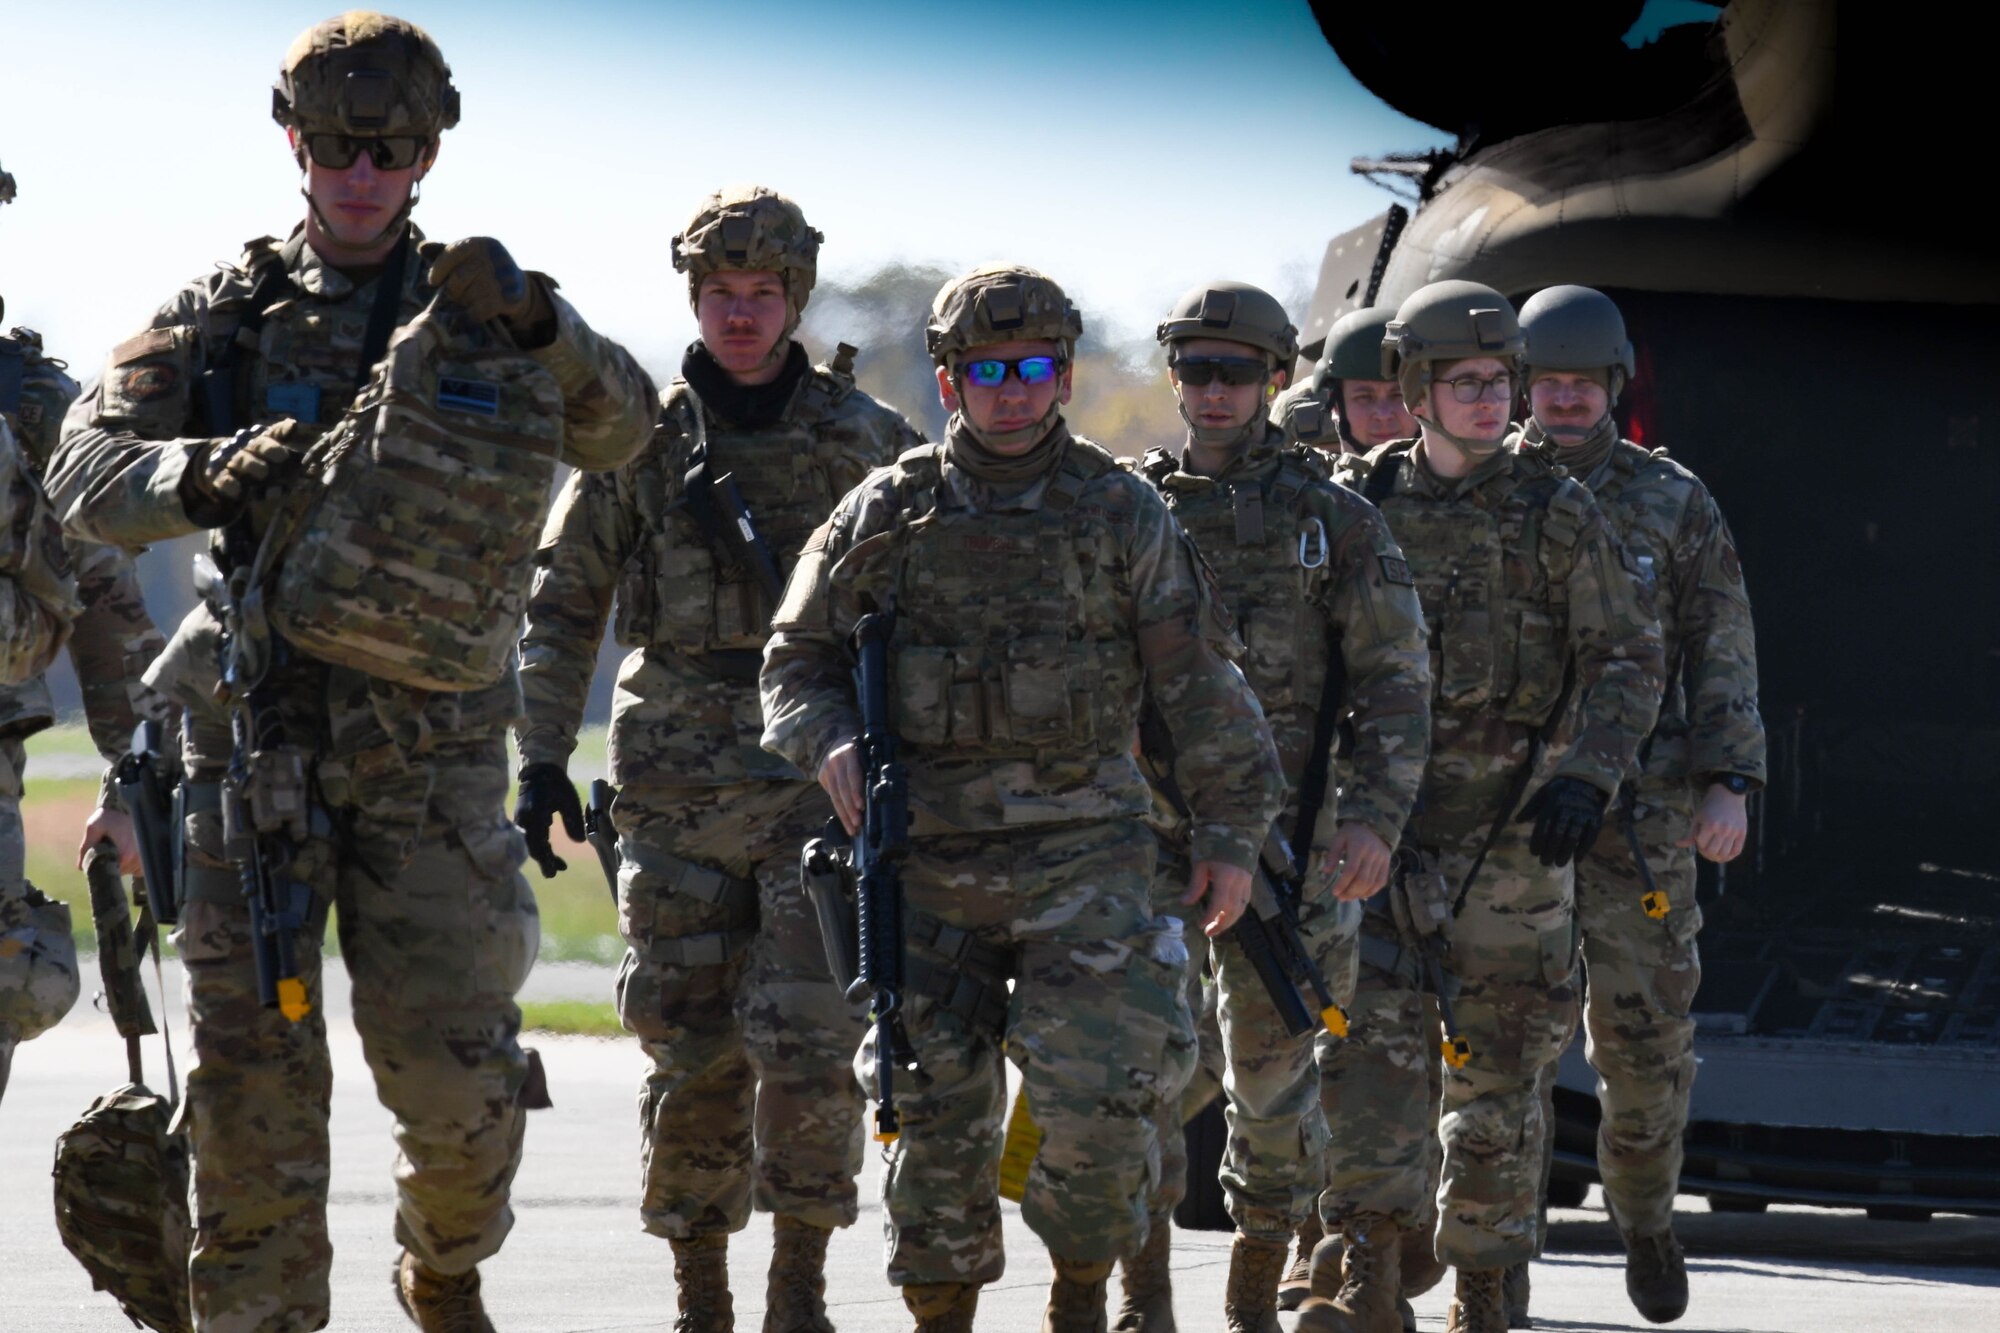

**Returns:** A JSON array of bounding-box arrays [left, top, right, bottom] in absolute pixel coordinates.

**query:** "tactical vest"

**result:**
[[881, 440, 1146, 759], [1142, 444, 1333, 715], [615, 355, 866, 658], [260, 297, 566, 692], [1367, 445, 1581, 727]]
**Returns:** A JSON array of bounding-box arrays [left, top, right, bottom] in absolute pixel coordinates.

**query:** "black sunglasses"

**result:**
[[305, 134, 428, 171], [1172, 356, 1268, 387]]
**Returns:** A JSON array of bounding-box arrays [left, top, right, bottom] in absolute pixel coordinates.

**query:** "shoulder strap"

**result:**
[[1361, 451, 1405, 507], [199, 244, 299, 435], [1540, 476, 1589, 548], [792, 342, 859, 426], [1043, 437, 1115, 514], [350, 231, 412, 394]]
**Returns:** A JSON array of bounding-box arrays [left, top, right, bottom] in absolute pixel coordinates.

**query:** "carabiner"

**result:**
[[1298, 516, 1328, 569]]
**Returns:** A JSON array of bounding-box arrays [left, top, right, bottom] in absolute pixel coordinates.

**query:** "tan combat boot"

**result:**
[[765, 1215, 835, 1333], [393, 1250, 496, 1333], [1445, 1267, 1508, 1333], [1114, 1213, 1176, 1332], [904, 1281, 979, 1333], [1222, 1233, 1289, 1333], [670, 1233, 734, 1333], [1501, 1260, 1532, 1328], [1621, 1227, 1689, 1324], [1278, 1212, 1323, 1311], [1044, 1257, 1114, 1333]]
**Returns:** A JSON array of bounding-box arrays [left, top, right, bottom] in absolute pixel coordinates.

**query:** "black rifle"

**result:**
[[198, 531, 314, 1025], [842, 609, 920, 1143], [684, 448, 786, 607], [1138, 701, 1343, 1038], [584, 779, 621, 902], [116, 719, 181, 926]]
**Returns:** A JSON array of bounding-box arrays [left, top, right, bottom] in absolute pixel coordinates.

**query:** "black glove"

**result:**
[[514, 762, 585, 879], [1516, 776, 1608, 867]]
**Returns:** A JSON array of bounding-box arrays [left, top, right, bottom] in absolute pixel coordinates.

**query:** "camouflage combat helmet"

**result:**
[[670, 185, 823, 354], [1156, 280, 1295, 450], [1317, 304, 1399, 390], [1383, 279, 1523, 453], [927, 264, 1082, 367], [1156, 280, 1299, 366], [1520, 284, 1635, 401], [273, 11, 460, 142], [928, 264, 1083, 451]]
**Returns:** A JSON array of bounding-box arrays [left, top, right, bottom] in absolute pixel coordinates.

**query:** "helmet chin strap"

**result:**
[[957, 387, 1063, 453], [298, 170, 421, 259], [1175, 355, 1270, 454]]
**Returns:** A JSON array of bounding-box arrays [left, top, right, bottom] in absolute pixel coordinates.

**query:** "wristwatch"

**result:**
[[1712, 773, 1751, 795]]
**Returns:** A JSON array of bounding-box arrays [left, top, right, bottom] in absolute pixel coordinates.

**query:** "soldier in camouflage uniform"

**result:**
[[1298, 282, 1662, 1333], [1514, 286, 1764, 1326], [47, 15, 655, 1331], [514, 184, 925, 1333], [1271, 306, 1417, 459], [0, 160, 124, 1104], [1118, 280, 1429, 1333], [762, 264, 1284, 1333]]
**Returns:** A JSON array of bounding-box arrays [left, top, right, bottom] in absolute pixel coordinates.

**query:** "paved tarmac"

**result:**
[[4, 960, 1996, 1331]]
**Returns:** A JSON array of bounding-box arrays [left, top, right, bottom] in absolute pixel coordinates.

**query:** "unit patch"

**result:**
[[120, 364, 177, 402], [438, 376, 501, 417], [1379, 554, 1414, 586], [266, 382, 323, 424]]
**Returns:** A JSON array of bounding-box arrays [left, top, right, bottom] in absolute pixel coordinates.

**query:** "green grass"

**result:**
[[519, 998, 626, 1038], [27, 723, 624, 964]]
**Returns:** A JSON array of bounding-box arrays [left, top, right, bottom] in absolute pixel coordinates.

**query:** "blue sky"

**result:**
[[0, 0, 1437, 376]]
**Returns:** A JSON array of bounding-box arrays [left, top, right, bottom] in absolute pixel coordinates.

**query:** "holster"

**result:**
[[801, 828, 859, 993]]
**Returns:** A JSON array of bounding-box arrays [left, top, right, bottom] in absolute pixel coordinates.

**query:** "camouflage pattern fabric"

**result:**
[[858, 818, 1192, 1284], [516, 347, 918, 1245], [1330, 438, 1663, 1270], [610, 779, 868, 1238], [1147, 898, 1222, 1221], [517, 355, 923, 786], [762, 423, 1283, 1280], [1522, 423, 1764, 1236], [47, 225, 652, 1329], [0, 415, 78, 685], [1316, 966, 1444, 1231], [1131, 428, 1430, 1240], [171, 730, 537, 1333], [0, 736, 80, 1048], [0, 327, 168, 782]]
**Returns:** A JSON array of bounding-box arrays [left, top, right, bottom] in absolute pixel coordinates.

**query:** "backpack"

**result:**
[[50, 849, 191, 1333]]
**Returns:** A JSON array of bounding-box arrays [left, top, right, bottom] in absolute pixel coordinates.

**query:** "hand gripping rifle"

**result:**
[[1137, 700, 1345, 1039], [841, 609, 921, 1142]]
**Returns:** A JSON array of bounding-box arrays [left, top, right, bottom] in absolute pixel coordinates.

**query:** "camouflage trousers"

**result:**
[[1574, 789, 1702, 1236], [1427, 730, 1581, 1270], [1143, 850, 1355, 1239], [867, 817, 1194, 1286], [1150, 918, 1224, 1221], [611, 779, 866, 1239], [1316, 916, 1444, 1234], [174, 732, 538, 1333]]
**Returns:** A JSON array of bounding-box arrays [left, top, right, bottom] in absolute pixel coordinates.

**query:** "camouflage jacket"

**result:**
[[46, 226, 655, 759], [761, 423, 1285, 873], [517, 345, 925, 787], [0, 329, 164, 761], [1134, 428, 1429, 848], [1520, 424, 1765, 796], [1334, 438, 1664, 800]]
